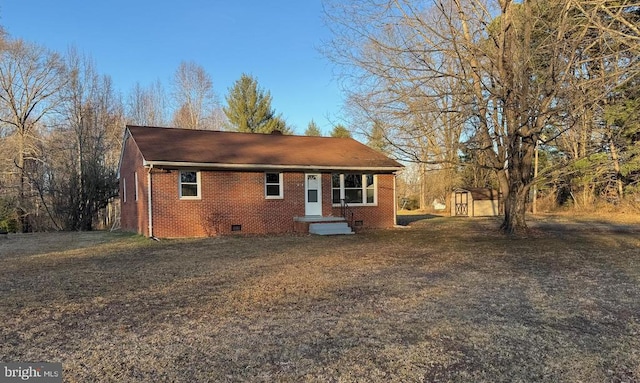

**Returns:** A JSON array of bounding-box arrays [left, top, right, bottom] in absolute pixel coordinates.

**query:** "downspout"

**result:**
[[147, 165, 153, 238], [393, 173, 397, 226]]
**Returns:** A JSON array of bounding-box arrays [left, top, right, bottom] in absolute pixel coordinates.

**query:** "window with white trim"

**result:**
[[265, 172, 283, 199], [134, 172, 138, 201], [179, 171, 200, 199], [332, 173, 376, 205], [123, 177, 127, 203]]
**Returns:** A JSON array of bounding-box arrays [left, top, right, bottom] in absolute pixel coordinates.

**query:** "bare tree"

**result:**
[[50, 49, 121, 230], [325, 0, 640, 233], [127, 80, 167, 126], [530, 0, 640, 208], [0, 38, 66, 232], [329, 2, 471, 210], [171, 61, 220, 130]]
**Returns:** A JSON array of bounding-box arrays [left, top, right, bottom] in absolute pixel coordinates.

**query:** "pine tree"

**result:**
[[368, 121, 389, 153], [270, 115, 294, 135], [223, 73, 280, 133], [305, 120, 322, 136], [330, 124, 351, 138]]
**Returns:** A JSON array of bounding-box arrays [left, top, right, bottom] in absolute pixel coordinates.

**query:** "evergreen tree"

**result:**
[[368, 121, 390, 153], [330, 124, 351, 138], [223, 73, 280, 133], [270, 115, 294, 135], [305, 120, 322, 136], [605, 78, 640, 196]]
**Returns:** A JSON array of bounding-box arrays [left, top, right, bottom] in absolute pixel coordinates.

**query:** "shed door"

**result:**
[[305, 174, 322, 216], [455, 192, 469, 216]]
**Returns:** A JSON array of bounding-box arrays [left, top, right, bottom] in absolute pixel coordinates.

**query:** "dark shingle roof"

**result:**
[[126, 125, 403, 171]]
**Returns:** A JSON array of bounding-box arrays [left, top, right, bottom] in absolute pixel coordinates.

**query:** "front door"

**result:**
[[305, 173, 322, 216]]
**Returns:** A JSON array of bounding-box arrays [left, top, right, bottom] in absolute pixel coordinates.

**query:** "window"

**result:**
[[134, 172, 138, 201], [179, 171, 200, 199], [365, 174, 375, 204], [332, 173, 376, 205], [265, 172, 283, 199], [332, 174, 341, 204], [123, 177, 127, 203]]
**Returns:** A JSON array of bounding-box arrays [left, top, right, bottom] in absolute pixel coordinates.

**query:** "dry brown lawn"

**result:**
[[1, 217, 639, 382]]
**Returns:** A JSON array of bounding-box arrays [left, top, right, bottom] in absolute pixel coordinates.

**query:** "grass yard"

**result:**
[[1, 217, 639, 382]]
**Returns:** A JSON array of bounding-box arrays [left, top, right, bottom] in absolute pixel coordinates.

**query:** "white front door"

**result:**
[[305, 173, 322, 216]]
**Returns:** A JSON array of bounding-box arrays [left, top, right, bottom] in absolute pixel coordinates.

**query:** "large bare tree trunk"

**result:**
[[503, 183, 529, 233]]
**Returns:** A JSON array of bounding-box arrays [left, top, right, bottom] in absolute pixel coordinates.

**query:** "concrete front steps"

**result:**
[[309, 221, 354, 235], [294, 216, 354, 235]]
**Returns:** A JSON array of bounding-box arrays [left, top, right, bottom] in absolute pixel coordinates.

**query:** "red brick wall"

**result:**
[[330, 173, 396, 230], [119, 136, 149, 236], [150, 171, 310, 237], [119, 149, 398, 238]]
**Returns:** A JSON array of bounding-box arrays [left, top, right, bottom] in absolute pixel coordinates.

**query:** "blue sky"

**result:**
[[0, 0, 344, 134]]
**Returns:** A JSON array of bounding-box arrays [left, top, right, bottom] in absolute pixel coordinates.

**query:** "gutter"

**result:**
[[147, 164, 153, 238], [142, 160, 403, 173], [393, 173, 398, 226]]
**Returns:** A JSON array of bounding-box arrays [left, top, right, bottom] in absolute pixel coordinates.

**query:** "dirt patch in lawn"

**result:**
[[1, 222, 639, 382]]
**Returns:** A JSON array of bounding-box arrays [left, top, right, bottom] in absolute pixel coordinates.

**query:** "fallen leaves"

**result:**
[[1, 220, 639, 382]]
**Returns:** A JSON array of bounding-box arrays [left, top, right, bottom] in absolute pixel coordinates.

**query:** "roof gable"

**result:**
[[125, 125, 403, 171]]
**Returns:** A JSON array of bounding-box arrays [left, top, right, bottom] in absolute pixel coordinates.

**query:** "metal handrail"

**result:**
[[340, 199, 355, 228]]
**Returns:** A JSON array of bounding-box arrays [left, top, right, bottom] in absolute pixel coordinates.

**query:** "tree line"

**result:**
[[5, 0, 632, 235], [324, 0, 640, 233], [0, 27, 357, 233]]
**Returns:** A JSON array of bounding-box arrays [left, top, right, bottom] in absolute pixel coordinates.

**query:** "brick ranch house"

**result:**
[[118, 125, 403, 238]]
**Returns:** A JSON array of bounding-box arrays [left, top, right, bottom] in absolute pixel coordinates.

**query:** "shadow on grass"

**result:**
[[528, 218, 640, 234], [0, 231, 143, 259], [2, 222, 640, 382]]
